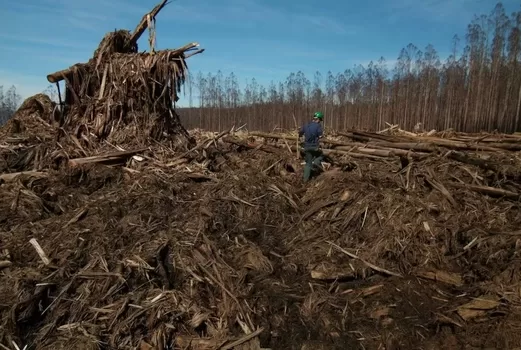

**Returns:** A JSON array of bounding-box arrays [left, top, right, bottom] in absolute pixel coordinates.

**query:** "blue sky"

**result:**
[[0, 0, 519, 104]]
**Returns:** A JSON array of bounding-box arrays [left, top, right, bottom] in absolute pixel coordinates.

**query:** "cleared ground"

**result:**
[[2, 112, 521, 349]]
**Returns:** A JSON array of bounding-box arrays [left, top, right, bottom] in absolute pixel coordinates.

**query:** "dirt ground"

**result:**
[[2, 113, 521, 350]]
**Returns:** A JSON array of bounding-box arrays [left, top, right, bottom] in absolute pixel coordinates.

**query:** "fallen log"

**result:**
[[68, 149, 147, 167], [46, 64, 88, 84], [449, 182, 520, 200], [451, 134, 521, 143], [301, 146, 389, 160], [249, 131, 357, 148], [334, 146, 394, 157], [249, 131, 430, 158], [447, 151, 521, 179], [368, 141, 436, 153], [334, 145, 429, 158], [401, 136, 504, 152], [340, 131, 508, 152], [339, 131, 412, 143]]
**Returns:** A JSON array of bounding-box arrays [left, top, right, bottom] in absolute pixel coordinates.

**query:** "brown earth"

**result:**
[[2, 110, 521, 349]]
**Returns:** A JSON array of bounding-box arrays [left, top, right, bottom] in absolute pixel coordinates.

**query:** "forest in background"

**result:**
[[179, 3, 521, 133], [0, 85, 21, 125]]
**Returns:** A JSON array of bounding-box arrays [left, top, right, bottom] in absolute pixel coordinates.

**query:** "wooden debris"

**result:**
[[174, 336, 222, 349], [127, 0, 168, 50], [457, 295, 500, 321], [449, 182, 520, 200], [370, 307, 391, 319], [222, 136, 281, 153], [357, 284, 384, 297], [0, 261, 12, 269], [425, 177, 458, 207], [435, 313, 463, 328], [0, 171, 48, 183], [69, 149, 147, 167], [221, 327, 264, 350], [63, 208, 89, 228], [310, 263, 355, 281], [29, 238, 51, 265], [327, 241, 403, 278], [177, 127, 232, 160], [415, 269, 463, 286]]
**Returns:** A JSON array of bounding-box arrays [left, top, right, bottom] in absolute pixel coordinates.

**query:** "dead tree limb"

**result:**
[[127, 0, 168, 49]]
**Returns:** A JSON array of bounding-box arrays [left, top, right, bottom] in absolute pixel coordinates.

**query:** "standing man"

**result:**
[[298, 112, 324, 182]]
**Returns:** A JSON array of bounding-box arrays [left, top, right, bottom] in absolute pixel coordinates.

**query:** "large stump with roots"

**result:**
[[44, 0, 204, 149]]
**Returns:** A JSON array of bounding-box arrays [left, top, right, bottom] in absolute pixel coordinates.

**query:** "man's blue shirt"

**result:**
[[299, 122, 323, 148]]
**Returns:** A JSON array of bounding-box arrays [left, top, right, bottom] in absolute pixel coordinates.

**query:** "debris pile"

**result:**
[[2, 5, 521, 348], [45, 0, 202, 147], [2, 115, 521, 349]]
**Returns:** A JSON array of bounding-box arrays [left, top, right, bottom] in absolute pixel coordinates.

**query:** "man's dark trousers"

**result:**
[[303, 147, 324, 182]]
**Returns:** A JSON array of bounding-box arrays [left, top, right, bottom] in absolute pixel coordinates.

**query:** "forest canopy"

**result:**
[[180, 3, 521, 134]]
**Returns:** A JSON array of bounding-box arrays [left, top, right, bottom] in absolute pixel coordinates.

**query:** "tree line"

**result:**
[[179, 3, 521, 133], [0, 85, 22, 125]]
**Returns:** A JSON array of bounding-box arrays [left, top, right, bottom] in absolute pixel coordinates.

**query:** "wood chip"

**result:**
[[0, 261, 12, 269], [29, 238, 50, 266], [327, 241, 403, 278], [415, 269, 463, 286], [370, 307, 390, 319], [457, 295, 500, 320]]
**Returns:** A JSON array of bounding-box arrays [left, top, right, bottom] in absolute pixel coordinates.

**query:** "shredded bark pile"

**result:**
[[2, 115, 521, 349]]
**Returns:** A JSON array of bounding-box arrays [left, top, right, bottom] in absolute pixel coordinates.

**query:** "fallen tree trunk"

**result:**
[[334, 146, 395, 157], [339, 131, 412, 143], [335, 145, 428, 158], [340, 132, 506, 152], [249, 132, 431, 157], [368, 141, 437, 153], [47, 64, 88, 84], [449, 182, 521, 200], [289, 145, 388, 160], [69, 149, 147, 167], [447, 151, 521, 179], [248, 131, 358, 148]]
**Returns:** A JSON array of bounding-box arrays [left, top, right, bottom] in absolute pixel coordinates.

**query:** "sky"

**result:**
[[0, 0, 520, 105]]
